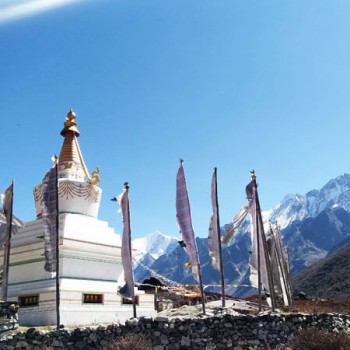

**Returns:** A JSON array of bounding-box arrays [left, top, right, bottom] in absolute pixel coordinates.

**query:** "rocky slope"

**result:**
[[293, 240, 350, 299]]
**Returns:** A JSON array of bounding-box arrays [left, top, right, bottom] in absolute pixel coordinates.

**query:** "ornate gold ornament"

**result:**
[[89, 167, 100, 185]]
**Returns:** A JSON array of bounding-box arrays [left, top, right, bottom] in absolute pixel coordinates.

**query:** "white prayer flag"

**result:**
[[116, 185, 135, 300], [222, 205, 249, 245], [208, 169, 220, 271], [246, 179, 270, 294], [42, 165, 58, 273], [1, 182, 13, 300], [176, 162, 200, 281]]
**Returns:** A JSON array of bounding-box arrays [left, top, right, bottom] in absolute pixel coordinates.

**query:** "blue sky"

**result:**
[[1, 0, 350, 239]]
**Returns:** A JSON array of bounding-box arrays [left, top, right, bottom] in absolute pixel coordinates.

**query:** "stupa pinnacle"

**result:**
[[60, 109, 80, 137], [58, 109, 86, 181], [34, 109, 102, 218]]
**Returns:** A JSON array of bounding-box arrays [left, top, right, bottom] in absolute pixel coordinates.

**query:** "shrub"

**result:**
[[106, 334, 152, 350], [289, 329, 350, 350]]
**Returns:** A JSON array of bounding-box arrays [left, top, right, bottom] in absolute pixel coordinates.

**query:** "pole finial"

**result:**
[[124, 182, 129, 190], [51, 154, 58, 165]]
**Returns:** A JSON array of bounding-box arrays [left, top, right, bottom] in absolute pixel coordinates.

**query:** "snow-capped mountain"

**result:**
[[134, 174, 350, 296], [132, 230, 178, 261], [133, 231, 179, 283], [266, 174, 350, 229]]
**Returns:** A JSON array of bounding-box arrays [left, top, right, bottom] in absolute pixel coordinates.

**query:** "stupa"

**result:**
[[2, 110, 156, 326]]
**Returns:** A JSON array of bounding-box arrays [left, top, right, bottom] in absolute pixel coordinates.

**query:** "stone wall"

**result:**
[[0, 302, 19, 334], [1, 312, 350, 349]]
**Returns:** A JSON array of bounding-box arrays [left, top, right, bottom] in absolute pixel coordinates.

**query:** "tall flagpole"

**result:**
[[213, 168, 225, 307], [284, 247, 293, 307], [198, 265, 206, 315], [2, 181, 14, 301], [254, 189, 262, 312], [114, 182, 137, 318], [176, 160, 205, 315], [275, 229, 293, 307], [54, 158, 60, 329], [125, 183, 137, 319], [271, 226, 291, 307], [253, 176, 276, 312], [42, 157, 61, 328]]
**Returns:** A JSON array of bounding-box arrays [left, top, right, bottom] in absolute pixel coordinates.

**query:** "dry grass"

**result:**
[[289, 298, 350, 315], [26, 334, 153, 350], [105, 334, 152, 350], [288, 329, 350, 350]]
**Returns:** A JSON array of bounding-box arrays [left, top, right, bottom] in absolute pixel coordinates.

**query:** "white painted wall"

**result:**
[[2, 213, 156, 327]]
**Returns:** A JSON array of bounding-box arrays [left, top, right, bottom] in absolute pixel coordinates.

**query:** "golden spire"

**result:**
[[60, 109, 80, 137], [59, 109, 81, 164], [58, 109, 100, 185]]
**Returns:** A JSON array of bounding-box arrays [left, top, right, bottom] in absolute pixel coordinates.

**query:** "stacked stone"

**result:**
[[0, 302, 19, 335], [0, 313, 350, 349]]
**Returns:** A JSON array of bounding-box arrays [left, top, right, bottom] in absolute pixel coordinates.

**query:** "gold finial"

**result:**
[[67, 108, 75, 119], [60, 109, 80, 137], [89, 167, 100, 185]]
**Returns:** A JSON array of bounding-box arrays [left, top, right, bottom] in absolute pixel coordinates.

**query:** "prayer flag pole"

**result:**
[[176, 160, 205, 315], [255, 193, 262, 312], [54, 158, 60, 329], [124, 183, 137, 318], [42, 156, 60, 329], [2, 181, 14, 301], [213, 168, 225, 307], [198, 265, 206, 315], [252, 174, 276, 311], [114, 182, 137, 318]]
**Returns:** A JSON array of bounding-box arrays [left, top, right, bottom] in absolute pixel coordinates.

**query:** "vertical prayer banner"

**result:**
[[208, 168, 220, 271], [208, 168, 226, 307], [42, 165, 58, 273], [1, 182, 14, 300], [115, 184, 135, 301], [246, 173, 276, 310], [246, 179, 269, 292], [176, 162, 200, 281]]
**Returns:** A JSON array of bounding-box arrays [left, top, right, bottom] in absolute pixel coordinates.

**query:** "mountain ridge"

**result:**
[[134, 173, 350, 296]]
